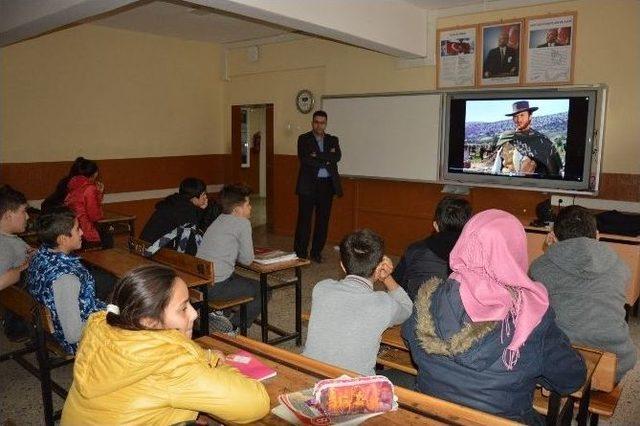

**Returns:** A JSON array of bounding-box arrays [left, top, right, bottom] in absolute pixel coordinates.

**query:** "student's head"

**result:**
[[219, 184, 252, 218], [339, 229, 384, 279], [312, 110, 328, 136], [433, 196, 472, 233], [106, 265, 198, 339], [552, 205, 597, 241], [72, 157, 99, 180], [179, 178, 208, 209], [36, 207, 83, 252], [0, 185, 29, 234]]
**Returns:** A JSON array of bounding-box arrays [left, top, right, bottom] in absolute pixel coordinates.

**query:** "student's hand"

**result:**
[[543, 231, 558, 251], [95, 181, 105, 193], [310, 152, 317, 158], [521, 157, 537, 174], [374, 256, 393, 282], [17, 258, 29, 272]]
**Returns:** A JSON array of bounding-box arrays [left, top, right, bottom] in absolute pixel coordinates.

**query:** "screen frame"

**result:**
[[440, 87, 604, 194]]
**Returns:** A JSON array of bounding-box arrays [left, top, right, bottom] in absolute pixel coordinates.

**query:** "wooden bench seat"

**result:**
[[0, 285, 74, 425]]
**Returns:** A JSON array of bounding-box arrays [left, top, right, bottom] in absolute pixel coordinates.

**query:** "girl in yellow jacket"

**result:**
[[61, 265, 270, 425]]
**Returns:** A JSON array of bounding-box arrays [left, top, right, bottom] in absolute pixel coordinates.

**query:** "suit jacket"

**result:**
[[483, 46, 518, 77], [295, 131, 343, 197]]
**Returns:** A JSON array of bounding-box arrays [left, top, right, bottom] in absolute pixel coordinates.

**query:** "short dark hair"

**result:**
[[106, 265, 178, 331], [553, 205, 597, 241], [179, 177, 207, 199], [340, 229, 384, 278], [434, 196, 472, 232], [313, 110, 328, 120], [36, 206, 76, 247], [218, 184, 251, 214], [0, 185, 27, 218], [73, 157, 99, 177]]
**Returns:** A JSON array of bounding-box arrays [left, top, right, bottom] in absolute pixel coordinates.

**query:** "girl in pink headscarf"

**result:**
[[402, 209, 585, 425]]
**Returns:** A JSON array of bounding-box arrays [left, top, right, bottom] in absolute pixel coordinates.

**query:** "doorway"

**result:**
[[231, 104, 274, 231]]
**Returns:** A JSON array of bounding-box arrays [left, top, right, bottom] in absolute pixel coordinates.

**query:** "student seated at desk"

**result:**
[[529, 205, 637, 383], [393, 196, 472, 301], [61, 265, 270, 425], [303, 229, 413, 376], [0, 185, 32, 341], [140, 177, 222, 255], [63, 157, 111, 248], [196, 184, 261, 334], [41, 156, 85, 214], [27, 207, 106, 354], [402, 210, 586, 425]]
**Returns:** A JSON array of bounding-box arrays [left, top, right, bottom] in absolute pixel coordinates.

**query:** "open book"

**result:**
[[225, 350, 277, 381], [254, 247, 298, 265]]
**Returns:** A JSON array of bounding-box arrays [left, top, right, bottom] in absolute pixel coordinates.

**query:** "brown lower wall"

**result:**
[[272, 155, 640, 255], [2, 153, 638, 254], [0, 154, 231, 236]]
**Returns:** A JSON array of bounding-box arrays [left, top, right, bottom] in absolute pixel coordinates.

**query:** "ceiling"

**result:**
[[93, 1, 295, 45]]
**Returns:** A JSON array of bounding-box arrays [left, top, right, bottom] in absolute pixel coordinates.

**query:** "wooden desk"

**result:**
[[80, 248, 211, 335], [523, 221, 640, 311], [236, 258, 311, 346], [196, 333, 519, 426], [98, 210, 136, 239]]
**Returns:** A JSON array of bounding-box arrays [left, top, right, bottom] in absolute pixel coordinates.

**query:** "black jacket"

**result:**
[[295, 131, 343, 197], [140, 193, 221, 255], [402, 278, 586, 425], [392, 231, 460, 300]]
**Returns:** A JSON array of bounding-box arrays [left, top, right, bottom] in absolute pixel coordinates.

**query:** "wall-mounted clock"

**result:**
[[295, 89, 315, 114]]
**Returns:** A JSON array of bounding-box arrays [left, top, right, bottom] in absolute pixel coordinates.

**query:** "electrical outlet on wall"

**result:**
[[551, 195, 575, 206]]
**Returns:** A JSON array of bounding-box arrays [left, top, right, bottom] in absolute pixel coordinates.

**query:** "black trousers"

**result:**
[[208, 274, 262, 328], [294, 178, 334, 258]]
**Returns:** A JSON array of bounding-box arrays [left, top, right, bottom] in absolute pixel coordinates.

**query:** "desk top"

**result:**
[[196, 334, 518, 426], [81, 248, 209, 287], [238, 258, 311, 274], [100, 210, 136, 223]]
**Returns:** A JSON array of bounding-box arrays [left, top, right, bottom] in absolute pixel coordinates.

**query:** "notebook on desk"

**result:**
[[225, 350, 277, 381], [254, 247, 298, 265]]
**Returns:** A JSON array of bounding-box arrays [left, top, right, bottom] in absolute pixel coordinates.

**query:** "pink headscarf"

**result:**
[[450, 209, 549, 370]]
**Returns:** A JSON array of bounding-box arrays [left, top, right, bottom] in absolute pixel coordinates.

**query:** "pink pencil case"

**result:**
[[312, 375, 395, 416]]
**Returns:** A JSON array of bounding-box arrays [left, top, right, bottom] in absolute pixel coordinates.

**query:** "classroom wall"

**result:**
[[225, 0, 640, 251], [1, 24, 229, 232]]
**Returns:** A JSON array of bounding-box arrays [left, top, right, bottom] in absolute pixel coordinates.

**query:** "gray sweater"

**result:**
[[196, 214, 254, 283], [303, 275, 413, 376], [0, 233, 29, 274], [529, 237, 637, 382]]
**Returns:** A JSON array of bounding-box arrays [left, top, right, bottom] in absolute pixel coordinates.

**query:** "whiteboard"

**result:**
[[322, 93, 442, 182]]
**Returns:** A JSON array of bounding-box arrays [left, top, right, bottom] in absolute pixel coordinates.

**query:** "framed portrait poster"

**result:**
[[524, 12, 576, 85], [437, 26, 477, 89], [478, 20, 523, 87]]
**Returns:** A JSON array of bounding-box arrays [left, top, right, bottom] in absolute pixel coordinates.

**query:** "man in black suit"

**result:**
[[294, 110, 342, 263], [483, 30, 518, 78]]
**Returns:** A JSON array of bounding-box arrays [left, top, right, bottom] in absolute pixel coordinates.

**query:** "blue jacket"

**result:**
[[402, 278, 586, 425]]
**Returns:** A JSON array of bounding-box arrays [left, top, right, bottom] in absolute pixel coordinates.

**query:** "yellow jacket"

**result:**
[[61, 312, 270, 425]]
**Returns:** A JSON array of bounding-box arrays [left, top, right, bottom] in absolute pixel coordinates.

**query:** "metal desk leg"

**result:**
[[200, 283, 209, 336], [261, 273, 269, 343], [576, 381, 592, 426], [295, 266, 302, 346]]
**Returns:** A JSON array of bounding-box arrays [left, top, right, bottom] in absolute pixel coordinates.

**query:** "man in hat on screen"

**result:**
[[492, 101, 563, 177]]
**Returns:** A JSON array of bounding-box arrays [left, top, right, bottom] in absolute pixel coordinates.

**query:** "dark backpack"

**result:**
[[596, 210, 640, 236]]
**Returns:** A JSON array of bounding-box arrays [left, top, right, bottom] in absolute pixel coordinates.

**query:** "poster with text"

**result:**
[[437, 26, 477, 88], [525, 13, 576, 84], [479, 21, 522, 87]]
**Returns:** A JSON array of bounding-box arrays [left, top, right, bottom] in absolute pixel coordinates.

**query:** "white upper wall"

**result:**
[[192, 0, 429, 57]]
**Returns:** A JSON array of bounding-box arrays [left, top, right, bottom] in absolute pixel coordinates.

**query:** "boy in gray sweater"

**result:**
[[0, 185, 32, 341], [529, 206, 637, 382], [196, 184, 260, 333], [303, 229, 413, 376]]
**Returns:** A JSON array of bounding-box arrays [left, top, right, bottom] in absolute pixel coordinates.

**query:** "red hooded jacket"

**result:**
[[65, 176, 103, 242]]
